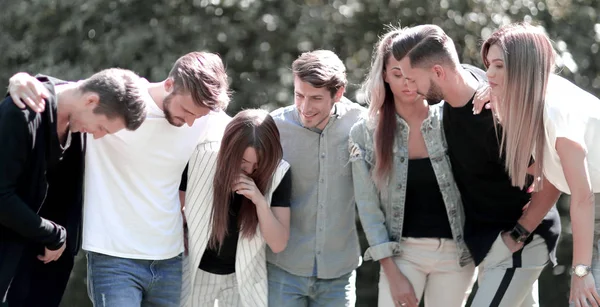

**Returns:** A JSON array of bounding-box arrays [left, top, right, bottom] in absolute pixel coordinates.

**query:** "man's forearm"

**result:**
[[0, 194, 66, 248], [518, 178, 561, 232]]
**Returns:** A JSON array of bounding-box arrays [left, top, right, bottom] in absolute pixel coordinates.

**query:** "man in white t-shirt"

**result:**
[[8, 51, 232, 307]]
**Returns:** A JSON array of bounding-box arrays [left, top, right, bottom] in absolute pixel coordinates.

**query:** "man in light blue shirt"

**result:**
[[267, 50, 364, 306]]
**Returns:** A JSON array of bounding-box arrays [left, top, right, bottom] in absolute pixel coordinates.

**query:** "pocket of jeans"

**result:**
[[486, 232, 513, 266]]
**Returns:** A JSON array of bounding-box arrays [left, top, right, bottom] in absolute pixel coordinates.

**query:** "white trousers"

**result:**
[[378, 238, 476, 307], [470, 233, 548, 307]]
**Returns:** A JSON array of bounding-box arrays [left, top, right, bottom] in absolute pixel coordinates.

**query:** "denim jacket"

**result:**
[[349, 103, 471, 266]]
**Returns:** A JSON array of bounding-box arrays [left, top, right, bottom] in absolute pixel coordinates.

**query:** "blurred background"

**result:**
[[1, 0, 598, 306]]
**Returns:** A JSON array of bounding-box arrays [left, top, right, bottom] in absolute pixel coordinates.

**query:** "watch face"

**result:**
[[575, 265, 589, 276]]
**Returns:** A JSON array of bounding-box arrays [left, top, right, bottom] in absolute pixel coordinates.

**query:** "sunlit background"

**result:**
[[1, 0, 598, 306]]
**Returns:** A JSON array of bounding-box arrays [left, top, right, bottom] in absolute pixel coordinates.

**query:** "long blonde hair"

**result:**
[[361, 26, 402, 190], [481, 23, 555, 189]]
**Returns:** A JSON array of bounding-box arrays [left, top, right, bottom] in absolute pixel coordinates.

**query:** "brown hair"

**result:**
[[391, 24, 460, 70], [168, 51, 231, 111], [81, 68, 147, 131], [481, 23, 555, 189], [361, 27, 402, 190], [292, 50, 347, 98], [209, 109, 283, 249]]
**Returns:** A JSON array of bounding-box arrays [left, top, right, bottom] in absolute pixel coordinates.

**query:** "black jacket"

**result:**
[[0, 76, 85, 295]]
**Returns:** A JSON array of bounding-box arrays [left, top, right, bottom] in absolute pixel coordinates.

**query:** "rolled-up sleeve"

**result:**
[[349, 123, 399, 261]]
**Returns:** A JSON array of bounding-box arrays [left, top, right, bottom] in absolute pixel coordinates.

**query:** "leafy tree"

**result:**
[[1, 1, 597, 306]]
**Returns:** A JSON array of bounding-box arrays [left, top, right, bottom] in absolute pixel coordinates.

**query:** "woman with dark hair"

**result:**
[[180, 109, 291, 307], [349, 27, 475, 307]]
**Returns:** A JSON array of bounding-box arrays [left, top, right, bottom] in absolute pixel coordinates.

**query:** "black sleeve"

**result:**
[[179, 163, 188, 192], [0, 98, 66, 249], [270, 169, 292, 208]]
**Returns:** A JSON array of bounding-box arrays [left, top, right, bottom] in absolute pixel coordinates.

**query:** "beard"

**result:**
[[425, 80, 444, 105], [163, 94, 184, 127]]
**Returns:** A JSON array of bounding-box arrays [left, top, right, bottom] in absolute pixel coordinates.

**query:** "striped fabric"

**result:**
[[181, 140, 290, 307], [192, 270, 240, 306]]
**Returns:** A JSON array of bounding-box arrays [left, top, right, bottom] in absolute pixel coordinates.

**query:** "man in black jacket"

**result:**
[[0, 68, 147, 306]]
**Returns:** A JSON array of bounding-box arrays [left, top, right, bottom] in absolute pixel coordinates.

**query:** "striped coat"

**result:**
[[181, 140, 290, 307]]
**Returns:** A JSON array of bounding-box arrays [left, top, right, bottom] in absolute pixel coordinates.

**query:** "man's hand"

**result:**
[[8, 72, 49, 112], [501, 231, 525, 253], [37, 242, 66, 264]]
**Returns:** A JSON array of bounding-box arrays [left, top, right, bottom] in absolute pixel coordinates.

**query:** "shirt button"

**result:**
[[317, 251, 321, 255], [321, 153, 325, 158], [396, 184, 402, 190], [319, 178, 324, 183], [400, 157, 405, 163]]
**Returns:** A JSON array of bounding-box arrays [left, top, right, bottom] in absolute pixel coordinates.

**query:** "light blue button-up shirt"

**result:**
[[267, 98, 364, 279]]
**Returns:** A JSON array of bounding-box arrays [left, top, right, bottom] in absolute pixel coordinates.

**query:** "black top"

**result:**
[[200, 169, 292, 275], [41, 130, 86, 256], [402, 158, 453, 239], [442, 65, 560, 265], [0, 76, 76, 293]]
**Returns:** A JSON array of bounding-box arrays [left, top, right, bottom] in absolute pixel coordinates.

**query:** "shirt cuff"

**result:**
[[363, 241, 401, 262], [45, 221, 67, 251]]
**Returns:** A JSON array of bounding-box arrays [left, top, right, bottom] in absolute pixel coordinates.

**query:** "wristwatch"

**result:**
[[572, 264, 592, 277], [509, 223, 531, 244]]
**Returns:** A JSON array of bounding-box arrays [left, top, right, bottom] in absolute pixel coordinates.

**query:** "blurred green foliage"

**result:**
[[1, 1, 597, 306]]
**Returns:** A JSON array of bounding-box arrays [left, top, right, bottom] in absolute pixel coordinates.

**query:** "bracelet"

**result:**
[[509, 222, 531, 244]]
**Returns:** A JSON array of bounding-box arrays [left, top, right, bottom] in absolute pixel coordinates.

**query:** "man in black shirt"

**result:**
[[390, 24, 561, 306], [0, 69, 147, 306]]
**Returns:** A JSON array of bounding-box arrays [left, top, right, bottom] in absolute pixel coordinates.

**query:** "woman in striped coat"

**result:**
[[181, 109, 292, 307]]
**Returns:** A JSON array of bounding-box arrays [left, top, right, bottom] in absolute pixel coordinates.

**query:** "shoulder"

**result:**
[[0, 96, 38, 126], [428, 102, 445, 121], [462, 64, 487, 83], [270, 105, 296, 121], [193, 140, 221, 159], [337, 97, 366, 119], [278, 159, 291, 172], [195, 110, 232, 142], [269, 159, 291, 190], [349, 116, 370, 138]]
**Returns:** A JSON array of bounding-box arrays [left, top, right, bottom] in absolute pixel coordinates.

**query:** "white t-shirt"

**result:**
[[82, 90, 231, 260], [543, 74, 600, 194]]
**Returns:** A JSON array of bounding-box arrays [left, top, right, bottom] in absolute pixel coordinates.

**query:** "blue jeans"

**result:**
[[86, 252, 182, 307], [267, 263, 356, 307]]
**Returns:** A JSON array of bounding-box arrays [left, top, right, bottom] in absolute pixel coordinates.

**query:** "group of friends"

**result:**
[[0, 21, 599, 307]]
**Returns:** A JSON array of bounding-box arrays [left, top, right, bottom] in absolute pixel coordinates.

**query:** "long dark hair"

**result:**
[[209, 109, 283, 249]]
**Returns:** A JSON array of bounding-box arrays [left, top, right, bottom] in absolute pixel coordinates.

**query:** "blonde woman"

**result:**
[[477, 23, 600, 307], [349, 27, 474, 307]]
